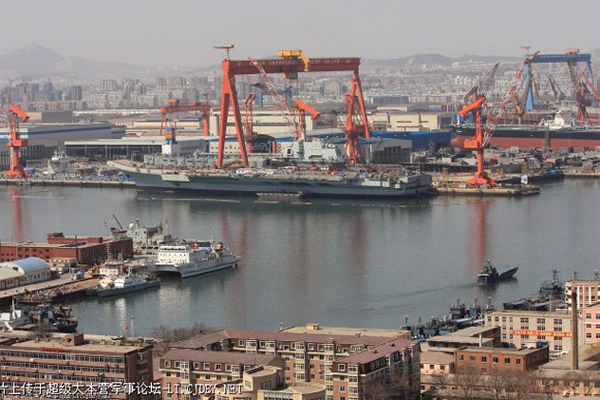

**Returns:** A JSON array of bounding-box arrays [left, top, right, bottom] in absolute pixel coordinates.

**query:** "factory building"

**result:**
[[0, 123, 115, 169], [0, 232, 133, 266]]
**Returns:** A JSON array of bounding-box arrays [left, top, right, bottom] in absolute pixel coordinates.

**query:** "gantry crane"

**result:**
[[2, 104, 29, 178], [159, 98, 211, 140], [458, 88, 497, 188], [216, 49, 370, 167]]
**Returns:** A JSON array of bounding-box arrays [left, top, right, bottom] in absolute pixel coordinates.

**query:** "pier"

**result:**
[[1, 179, 135, 189], [0, 275, 100, 306]]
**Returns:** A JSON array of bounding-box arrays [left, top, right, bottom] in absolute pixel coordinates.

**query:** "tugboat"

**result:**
[[477, 259, 518, 285]]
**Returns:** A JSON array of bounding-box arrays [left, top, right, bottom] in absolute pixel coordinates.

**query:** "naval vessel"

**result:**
[[109, 157, 432, 199]]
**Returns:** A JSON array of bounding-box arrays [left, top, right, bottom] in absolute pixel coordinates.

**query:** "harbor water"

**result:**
[[0, 179, 598, 336]]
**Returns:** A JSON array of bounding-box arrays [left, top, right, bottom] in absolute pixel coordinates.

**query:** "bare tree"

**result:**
[[451, 367, 483, 400], [502, 370, 535, 400], [151, 322, 213, 356]]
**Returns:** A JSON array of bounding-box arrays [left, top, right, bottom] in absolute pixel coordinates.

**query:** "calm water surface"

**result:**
[[0, 179, 598, 336]]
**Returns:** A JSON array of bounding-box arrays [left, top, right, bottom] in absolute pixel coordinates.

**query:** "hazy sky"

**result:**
[[1, 0, 598, 68]]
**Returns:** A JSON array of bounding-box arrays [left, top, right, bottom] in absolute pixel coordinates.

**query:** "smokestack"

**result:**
[[571, 289, 579, 370]]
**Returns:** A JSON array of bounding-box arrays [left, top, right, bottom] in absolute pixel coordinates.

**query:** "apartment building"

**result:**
[[0, 333, 154, 400], [565, 279, 600, 310], [169, 325, 419, 400], [582, 302, 600, 343]]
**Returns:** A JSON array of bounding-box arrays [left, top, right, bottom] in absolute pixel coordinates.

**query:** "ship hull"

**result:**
[[95, 280, 160, 298], [478, 266, 518, 285], [452, 125, 600, 149], [112, 162, 432, 200], [147, 255, 240, 279]]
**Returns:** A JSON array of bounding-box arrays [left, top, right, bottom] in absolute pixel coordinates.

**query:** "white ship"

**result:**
[[146, 241, 240, 279]]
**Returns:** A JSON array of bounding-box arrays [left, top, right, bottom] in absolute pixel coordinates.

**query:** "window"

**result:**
[[429, 365, 434, 370], [537, 318, 545, 324], [339, 364, 345, 371], [554, 319, 562, 325], [469, 356, 475, 363], [481, 356, 487, 364], [459, 355, 464, 361], [440, 365, 445, 371], [586, 313, 592, 319], [504, 358, 511, 365], [165, 361, 171, 368], [516, 359, 521, 366], [520, 317, 529, 323], [492, 357, 499, 364], [340, 386, 345, 392], [204, 363, 210, 371]]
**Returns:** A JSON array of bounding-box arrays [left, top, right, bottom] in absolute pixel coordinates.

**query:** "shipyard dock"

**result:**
[[432, 185, 541, 196], [0, 275, 100, 306]]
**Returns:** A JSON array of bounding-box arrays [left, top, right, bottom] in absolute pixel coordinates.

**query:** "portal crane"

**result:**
[[216, 49, 370, 167], [458, 88, 497, 188], [159, 98, 211, 139], [2, 104, 29, 178]]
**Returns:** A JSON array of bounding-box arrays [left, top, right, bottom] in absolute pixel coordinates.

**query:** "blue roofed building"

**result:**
[[0, 257, 51, 289]]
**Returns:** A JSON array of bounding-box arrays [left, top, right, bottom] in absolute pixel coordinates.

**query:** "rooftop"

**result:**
[[420, 351, 455, 365], [4, 336, 152, 355], [163, 349, 280, 366], [455, 346, 547, 355], [335, 337, 417, 364], [487, 309, 572, 318], [172, 328, 408, 350], [283, 324, 410, 339]]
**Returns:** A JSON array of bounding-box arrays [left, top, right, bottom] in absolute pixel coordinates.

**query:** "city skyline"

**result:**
[[0, 0, 598, 69]]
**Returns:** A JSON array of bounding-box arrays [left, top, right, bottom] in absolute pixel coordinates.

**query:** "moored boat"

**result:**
[[88, 274, 160, 298], [146, 240, 240, 279]]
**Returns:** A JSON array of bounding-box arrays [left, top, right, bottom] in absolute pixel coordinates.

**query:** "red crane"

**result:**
[[159, 98, 211, 138], [242, 93, 257, 154], [216, 50, 370, 167], [294, 99, 321, 141], [458, 89, 497, 188], [2, 104, 29, 178]]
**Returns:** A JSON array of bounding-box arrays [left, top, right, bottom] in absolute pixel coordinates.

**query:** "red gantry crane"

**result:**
[[2, 104, 30, 178], [215, 48, 370, 167], [159, 98, 211, 139]]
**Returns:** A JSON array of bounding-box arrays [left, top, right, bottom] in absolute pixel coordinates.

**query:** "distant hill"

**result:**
[[362, 53, 520, 69], [0, 43, 146, 79]]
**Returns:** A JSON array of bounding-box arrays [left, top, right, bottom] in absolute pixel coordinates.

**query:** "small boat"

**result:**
[[477, 259, 518, 284]]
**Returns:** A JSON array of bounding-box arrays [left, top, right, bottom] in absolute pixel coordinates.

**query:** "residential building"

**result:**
[[423, 326, 501, 353], [0, 333, 154, 400], [170, 325, 419, 400]]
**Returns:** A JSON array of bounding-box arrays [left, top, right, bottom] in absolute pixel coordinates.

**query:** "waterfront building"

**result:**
[[169, 324, 419, 400], [0, 333, 154, 400], [484, 310, 575, 357], [0, 257, 51, 289], [0, 232, 133, 266], [565, 279, 600, 310]]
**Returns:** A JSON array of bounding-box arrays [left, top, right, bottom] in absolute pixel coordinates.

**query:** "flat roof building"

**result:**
[[0, 333, 154, 400]]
